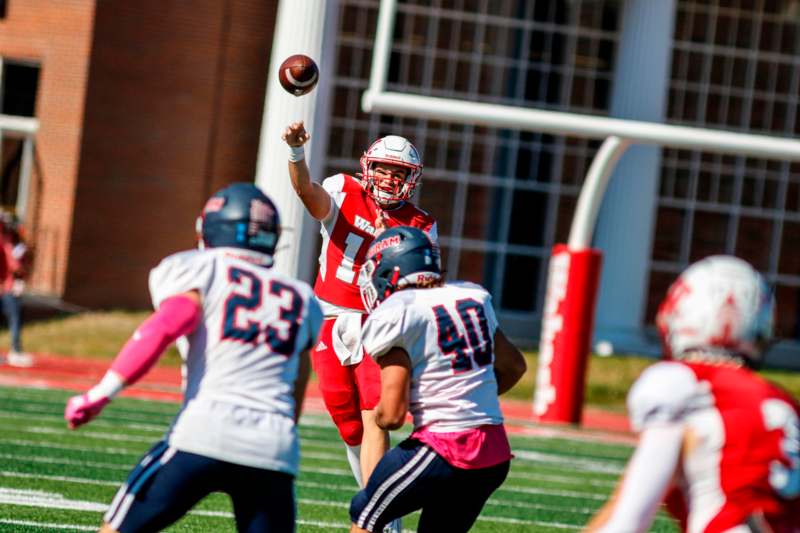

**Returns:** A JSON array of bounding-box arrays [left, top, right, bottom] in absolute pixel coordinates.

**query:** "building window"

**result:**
[[332, 0, 620, 325], [1, 60, 40, 117], [650, 1, 800, 341], [1, 58, 40, 213]]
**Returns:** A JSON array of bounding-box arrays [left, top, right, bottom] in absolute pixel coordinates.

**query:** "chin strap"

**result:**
[[678, 348, 749, 368]]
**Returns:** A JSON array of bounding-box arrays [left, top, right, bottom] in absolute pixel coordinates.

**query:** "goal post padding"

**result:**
[[533, 245, 602, 424]]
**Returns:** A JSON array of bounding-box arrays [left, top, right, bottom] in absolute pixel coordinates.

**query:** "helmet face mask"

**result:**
[[359, 226, 441, 312], [656, 255, 775, 367], [370, 164, 410, 204], [197, 183, 281, 261], [359, 258, 384, 313], [359, 135, 422, 206]]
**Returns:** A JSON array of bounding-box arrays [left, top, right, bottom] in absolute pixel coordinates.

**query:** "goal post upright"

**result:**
[[532, 136, 629, 423], [568, 137, 631, 250], [363, 0, 396, 107], [361, 1, 800, 424]]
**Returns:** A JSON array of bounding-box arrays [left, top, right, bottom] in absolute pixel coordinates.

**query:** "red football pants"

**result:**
[[311, 316, 382, 446]]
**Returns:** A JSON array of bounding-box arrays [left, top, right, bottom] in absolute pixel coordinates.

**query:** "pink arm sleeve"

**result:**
[[110, 294, 202, 384]]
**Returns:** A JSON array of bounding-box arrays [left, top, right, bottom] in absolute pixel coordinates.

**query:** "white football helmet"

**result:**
[[656, 255, 774, 366], [359, 135, 422, 205]]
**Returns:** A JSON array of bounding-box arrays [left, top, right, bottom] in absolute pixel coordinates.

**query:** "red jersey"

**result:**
[[629, 360, 800, 532], [314, 174, 437, 312]]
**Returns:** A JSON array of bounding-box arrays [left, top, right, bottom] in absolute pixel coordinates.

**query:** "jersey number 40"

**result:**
[[433, 298, 493, 374]]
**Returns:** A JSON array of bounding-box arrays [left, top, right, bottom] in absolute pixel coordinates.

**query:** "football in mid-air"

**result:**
[[278, 54, 319, 96]]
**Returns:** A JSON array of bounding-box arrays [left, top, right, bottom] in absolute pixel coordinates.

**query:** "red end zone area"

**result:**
[[0, 353, 633, 444]]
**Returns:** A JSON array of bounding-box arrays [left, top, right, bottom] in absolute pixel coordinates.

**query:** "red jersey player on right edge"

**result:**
[[587, 256, 800, 533], [282, 122, 437, 504]]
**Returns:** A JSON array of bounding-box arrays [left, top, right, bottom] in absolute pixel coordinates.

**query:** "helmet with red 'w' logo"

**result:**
[[656, 255, 774, 366], [359, 135, 422, 205]]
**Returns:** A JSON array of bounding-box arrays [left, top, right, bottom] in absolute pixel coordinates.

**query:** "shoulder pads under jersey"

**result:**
[[627, 361, 713, 432], [148, 249, 212, 309]]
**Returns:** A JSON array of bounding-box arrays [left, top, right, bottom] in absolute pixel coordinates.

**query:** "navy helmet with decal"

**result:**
[[197, 183, 280, 260], [360, 226, 441, 312]]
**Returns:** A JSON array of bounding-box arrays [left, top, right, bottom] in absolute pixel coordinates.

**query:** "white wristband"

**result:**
[[87, 370, 125, 402], [288, 145, 305, 162]]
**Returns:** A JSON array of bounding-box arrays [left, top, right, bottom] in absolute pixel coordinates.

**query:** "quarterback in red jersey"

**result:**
[[282, 122, 437, 500], [587, 256, 800, 533]]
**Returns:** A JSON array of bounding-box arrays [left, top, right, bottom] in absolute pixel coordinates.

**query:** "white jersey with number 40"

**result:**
[[148, 247, 323, 475], [361, 281, 503, 432]]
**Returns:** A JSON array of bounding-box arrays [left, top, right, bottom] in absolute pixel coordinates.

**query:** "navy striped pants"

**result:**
[[350, 438, 509, 532], [104, 441, 295, 533]]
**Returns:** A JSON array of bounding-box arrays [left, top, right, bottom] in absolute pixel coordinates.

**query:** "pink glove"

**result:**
[[65, 393, 110, 429]]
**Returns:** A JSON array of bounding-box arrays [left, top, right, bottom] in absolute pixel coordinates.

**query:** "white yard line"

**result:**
[[0, 471, 604, 513], [0, 377, 635, 447], [0, 487, 349, 521], [1, 430, 621, 502], [0, 448, 611, 500], [496, 484, 608, 501], [1, 412, 350, 450], [0, 395, 334, 429], [0, 410, 164, 433], [485, 498, 595, 515], [0, 453, 129, 470], [7, 423, 352, 451], [3, 411, 631, 474], [513, 449, 625, 474], [304, 465, 355, 477], [3, 438, 341, 471], [0, 437, 140, 456], [0, 390, 172, 412], [477, 514, 580, 529], [505, 470, 616, 487], [0, 519, 96, 531], [0, 486, 583, 530], [0, 471, 119, 487], [296, 479, 358, 491], [294, 450, 345, 462], [0, 487, 107, 512], [0, 386, 626, 531], [512, 425, 637, 446], [0, 470, 361, 497], [22, 426, 156, 443], [296, 518, 353, 529]]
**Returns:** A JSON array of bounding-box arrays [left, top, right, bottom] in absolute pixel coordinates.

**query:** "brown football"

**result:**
[[278, 54, 319, 97]]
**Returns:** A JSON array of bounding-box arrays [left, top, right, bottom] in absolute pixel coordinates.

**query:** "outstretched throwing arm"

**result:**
[[282, 121, 332, 221]]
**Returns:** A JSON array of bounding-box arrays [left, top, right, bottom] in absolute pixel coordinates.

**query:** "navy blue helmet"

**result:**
[[360, 226, 441, 312], [197, 183, 280, 259]]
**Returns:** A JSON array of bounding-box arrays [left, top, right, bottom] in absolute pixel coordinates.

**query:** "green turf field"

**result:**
[[0, 385, 679, 532]]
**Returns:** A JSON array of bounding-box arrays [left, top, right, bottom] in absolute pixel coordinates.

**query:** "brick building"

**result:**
[[0, 0, 277, 307]]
